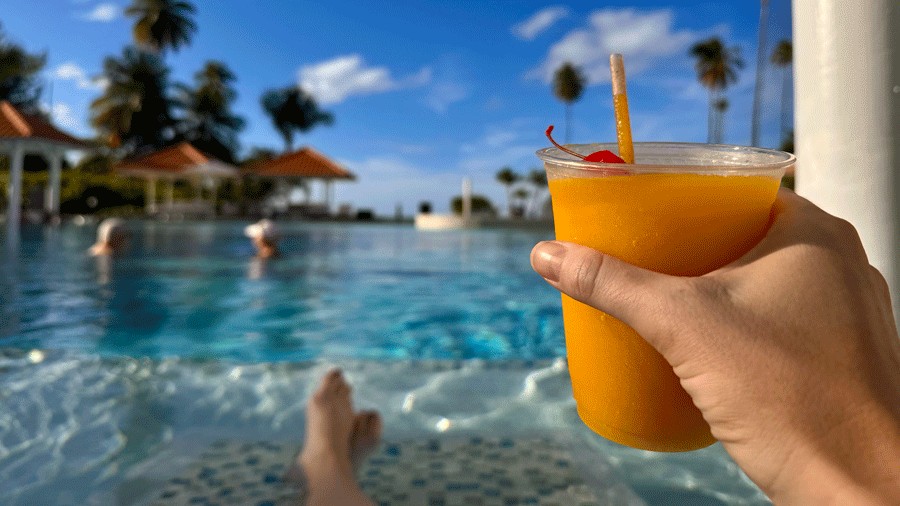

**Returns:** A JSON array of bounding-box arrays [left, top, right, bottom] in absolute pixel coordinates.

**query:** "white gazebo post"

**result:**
[[145, 176, 158, 214], [462, 177, 472, 221], [6, 141, 24, 228], [793, 0, 899, 321], [44, 147, 63, 218], [324, 179, 333, 212], [165, 177, 175, 211]]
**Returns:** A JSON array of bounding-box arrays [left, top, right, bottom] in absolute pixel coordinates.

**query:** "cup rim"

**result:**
[[536, 142, 796, 175]]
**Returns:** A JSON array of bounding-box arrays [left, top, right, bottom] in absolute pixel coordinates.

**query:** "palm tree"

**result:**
[[513, 187, 531, 218], [90, 46, 175, 155], [750, 0, 770, 146], [175, 61, 245, 162], [527, 168, 547, 218], [125, 0, 197, 54], [552, 62, 586, 143], [713, 98, 729, 144], [690, 38, 744, 143], [495, 166, 519, 218], [260, 86, 333, 152], [771, 40, 793, 147], [0, 22, 46, 113]]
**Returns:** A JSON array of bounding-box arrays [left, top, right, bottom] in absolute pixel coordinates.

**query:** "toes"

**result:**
[[313, 368, 347, 402], [359, 410, 383, 441]]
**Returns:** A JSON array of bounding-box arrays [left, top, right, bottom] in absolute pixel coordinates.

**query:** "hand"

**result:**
[[531, 189, 900, 504]]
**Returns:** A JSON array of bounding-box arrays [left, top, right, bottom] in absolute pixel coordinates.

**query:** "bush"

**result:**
[[451, 194, 496, 216]]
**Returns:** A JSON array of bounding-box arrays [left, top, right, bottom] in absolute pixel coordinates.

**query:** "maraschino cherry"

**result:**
[[545, 126, 626, 163]]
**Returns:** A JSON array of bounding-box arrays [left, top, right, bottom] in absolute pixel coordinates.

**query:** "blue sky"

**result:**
[[2, 0, 793, 215]]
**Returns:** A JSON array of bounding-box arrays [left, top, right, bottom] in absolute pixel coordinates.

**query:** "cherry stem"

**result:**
[[545, 125, 587, 160]]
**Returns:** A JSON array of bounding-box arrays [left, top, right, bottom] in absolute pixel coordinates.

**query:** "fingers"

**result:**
[[531, 241, 685, 342]]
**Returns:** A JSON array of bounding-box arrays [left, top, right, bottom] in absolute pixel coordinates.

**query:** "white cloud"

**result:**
[[49, 103, 88, 134], [298, 55, 430, 105], [458, 121, 542, 174], [528, 8, 697, 84], [53, 62, 108, 91], [82, 3, 119, 22], [424, 81, 468, 113], [512, 6, 570, 41]]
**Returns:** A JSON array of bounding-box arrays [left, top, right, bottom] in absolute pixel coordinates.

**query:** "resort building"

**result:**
[[115, 141, 238, 218], [246, 146, 355, 218], [0, 100, 90, 226]]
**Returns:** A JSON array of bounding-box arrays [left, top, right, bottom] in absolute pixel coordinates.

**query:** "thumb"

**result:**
[[531, 240, 687, 350]]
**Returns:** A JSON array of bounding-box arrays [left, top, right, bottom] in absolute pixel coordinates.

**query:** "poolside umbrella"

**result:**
[[247, 146, 355, 217], [0, 100, 93, 227], [115, 142, 238, 216]]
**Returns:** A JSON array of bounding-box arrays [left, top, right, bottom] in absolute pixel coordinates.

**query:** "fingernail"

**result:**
[[531, 241, 566, 283]]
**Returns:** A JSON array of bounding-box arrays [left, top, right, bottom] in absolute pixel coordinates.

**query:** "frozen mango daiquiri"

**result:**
[[537, 55, 795, 452]]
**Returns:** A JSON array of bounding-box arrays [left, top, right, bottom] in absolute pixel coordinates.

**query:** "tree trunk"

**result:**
[[707, 91, 715, 143], [565, 103, 573, 144], [780, 67, 791, 143], [751, 0, 770, 146]]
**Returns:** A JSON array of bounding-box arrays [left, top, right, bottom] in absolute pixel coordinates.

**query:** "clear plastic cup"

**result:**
[[537, 142, 795, 451]]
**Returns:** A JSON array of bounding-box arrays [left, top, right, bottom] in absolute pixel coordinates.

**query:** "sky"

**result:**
[[2, 0, 793, 216]]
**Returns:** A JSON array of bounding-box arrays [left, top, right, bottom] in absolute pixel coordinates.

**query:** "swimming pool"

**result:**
[[0, 221, 770, 504]]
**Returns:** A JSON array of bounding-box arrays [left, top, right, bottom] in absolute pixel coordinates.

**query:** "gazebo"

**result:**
[[0, 100, 91, 226], [248, 146, 355, 216], [115, 142, 239, 216]]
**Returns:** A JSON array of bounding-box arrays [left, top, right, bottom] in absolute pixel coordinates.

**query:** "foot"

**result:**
[[283, 369, 381, 506], [350, 410, 382, 470]]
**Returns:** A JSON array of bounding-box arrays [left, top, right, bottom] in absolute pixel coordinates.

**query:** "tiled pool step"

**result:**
[[151, 437, 607, 506]]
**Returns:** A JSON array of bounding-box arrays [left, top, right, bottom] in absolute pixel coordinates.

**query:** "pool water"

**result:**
[[0, 221, 770, 505], [2, 221, 563, 362]]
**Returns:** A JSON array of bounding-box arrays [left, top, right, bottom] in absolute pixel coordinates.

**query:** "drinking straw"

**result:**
[[610, 54, 635, 164]]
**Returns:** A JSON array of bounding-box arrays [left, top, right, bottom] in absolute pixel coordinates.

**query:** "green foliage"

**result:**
[[779, 130, 794, 153], [495, 166, 519, 186], [552, 62, 585, 104], [527, 169, 546, 188], [0, 22, 46, 113], [771, 40, 792, 67], [450, 194, 495, 215], [690, 37, 744, 144], [689, 38, 744, 91], [90, 46, 175, 155], [175, 60, 245, 162], [125, 0, 197, 54], [552, 62, 586, 143], [0, 169, 145, 214], [261, 86, 333, 152]]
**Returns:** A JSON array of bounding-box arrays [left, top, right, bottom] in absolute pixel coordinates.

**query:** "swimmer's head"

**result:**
[[245, 219, 279, 242], [91, 218, 129, 255]]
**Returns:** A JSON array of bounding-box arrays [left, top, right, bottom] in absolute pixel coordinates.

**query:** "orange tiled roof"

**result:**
[[0, 100, 89, 147], [116, 142, 210, 175], [250, 147, 354, 180]]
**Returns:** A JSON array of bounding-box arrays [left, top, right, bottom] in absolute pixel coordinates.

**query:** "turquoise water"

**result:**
[[1, 221, 562, 362], [0, 221, 769, 505]]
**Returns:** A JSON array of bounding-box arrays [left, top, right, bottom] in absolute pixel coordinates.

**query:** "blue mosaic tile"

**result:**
[[151, 437, 611, 505]]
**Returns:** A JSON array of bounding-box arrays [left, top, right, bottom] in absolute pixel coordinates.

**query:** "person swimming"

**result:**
[[245, 219, 281, 258], [89, 218, 129, 256]]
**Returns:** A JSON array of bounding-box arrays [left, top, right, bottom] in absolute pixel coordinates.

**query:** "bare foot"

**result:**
[[350, 410, 382, 470], [284, 369, 379, 506]]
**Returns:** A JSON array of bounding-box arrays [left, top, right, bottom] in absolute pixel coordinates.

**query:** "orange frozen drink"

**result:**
[[537, 142, 794, 451]]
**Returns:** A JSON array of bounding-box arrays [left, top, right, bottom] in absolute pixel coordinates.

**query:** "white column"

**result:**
[[145, 177, 158, 214], [45, 148, 63, 217], [793, 0, 899, 320], [324, 180, 333, 212], [462, 177, 472, 220], [165, 178, 175, 210], [6, 142, 24, 227]]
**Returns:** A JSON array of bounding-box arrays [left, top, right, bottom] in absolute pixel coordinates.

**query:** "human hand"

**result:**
[[531, 189, 900, 504]]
